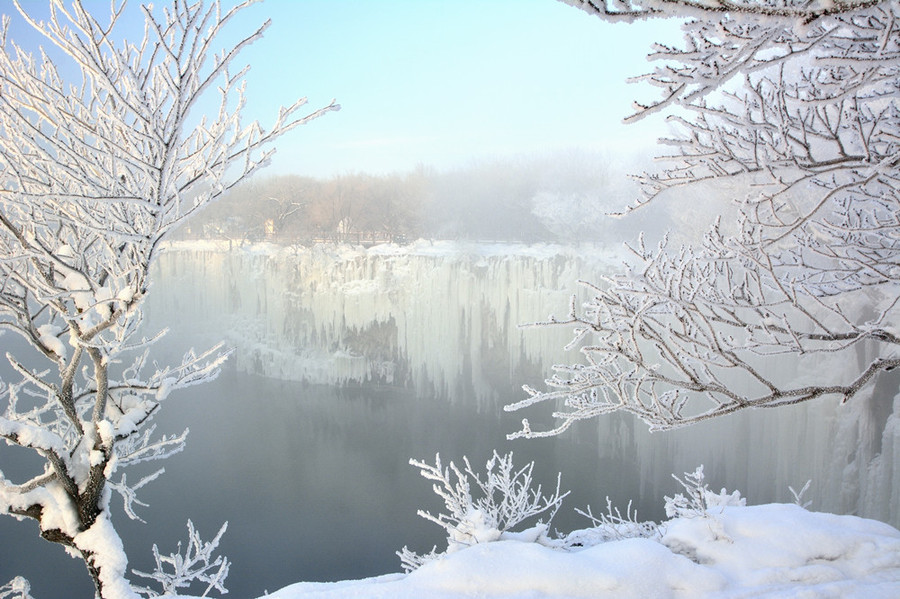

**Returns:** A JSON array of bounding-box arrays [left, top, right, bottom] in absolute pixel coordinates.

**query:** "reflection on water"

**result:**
[[2, 242, 899, 598], [117, 371, 621, 598], [0, 369, 617, 599]]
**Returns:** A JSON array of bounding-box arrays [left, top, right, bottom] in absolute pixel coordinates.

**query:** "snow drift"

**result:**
[[261, 503, 900, 599]]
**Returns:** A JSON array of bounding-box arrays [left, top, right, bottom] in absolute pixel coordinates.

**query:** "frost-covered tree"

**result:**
[[0, 0, 336, 596], [508, 0, 900, 435]]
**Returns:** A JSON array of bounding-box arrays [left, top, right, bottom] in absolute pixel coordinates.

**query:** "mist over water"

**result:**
[[2, 240, 899, 598]]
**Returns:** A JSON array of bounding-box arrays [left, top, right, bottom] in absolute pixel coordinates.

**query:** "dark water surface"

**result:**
[[0, 366, 620, 599]]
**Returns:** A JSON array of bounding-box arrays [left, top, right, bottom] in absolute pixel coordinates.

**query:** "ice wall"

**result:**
[[144, 240, 900, 527], [144, 240, 616, 404]]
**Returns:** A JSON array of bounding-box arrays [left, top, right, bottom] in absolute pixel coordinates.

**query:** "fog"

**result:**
[[179, 150, 664, 247]]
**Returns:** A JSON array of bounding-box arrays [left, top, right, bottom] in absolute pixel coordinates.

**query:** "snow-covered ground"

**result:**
[[258, 503, 900, 599]]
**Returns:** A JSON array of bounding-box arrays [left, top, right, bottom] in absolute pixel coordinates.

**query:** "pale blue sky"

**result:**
[[7, 0, 682, 177], [237, 0, 681, 176]]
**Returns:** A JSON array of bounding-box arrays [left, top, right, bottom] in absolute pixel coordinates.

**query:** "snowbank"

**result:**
[[255, 504, 900, 599]]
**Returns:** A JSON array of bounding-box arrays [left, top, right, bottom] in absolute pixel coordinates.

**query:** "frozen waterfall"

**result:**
[[145, 240, 900, 528], [145, 240, 612, 403]]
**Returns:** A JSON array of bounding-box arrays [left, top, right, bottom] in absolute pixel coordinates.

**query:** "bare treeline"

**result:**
[[182, 151, 651, 245]]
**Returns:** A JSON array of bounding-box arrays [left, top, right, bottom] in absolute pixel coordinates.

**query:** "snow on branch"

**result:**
[[561, 0, 884, 22], [513, 0, 900, 436], [789, 479, 814, 509], [132, 520, 230, 598], [400, 462, 787, 575]]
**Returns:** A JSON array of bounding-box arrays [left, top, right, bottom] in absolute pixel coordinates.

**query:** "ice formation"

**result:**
[[144, 241, 900, 528], [145, 240, 617, 404]]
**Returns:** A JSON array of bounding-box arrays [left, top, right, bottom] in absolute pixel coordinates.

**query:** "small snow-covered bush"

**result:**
[[400, 461, 814, 572], [559, 467, 749, 551], [664, 466, 745, 519], [399, 451, 569, 571], [561, 498, 660, 548]]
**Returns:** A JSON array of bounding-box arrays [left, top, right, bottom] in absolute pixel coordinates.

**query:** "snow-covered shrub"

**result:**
[[0, 578, 32, 599], [664, 466, 745, 519], [396, 546, 442, 573], [399, 461, 821, 579], [132, 521, 229, 598], [560, 498, 660, 549], [399, 451, 569, 571]]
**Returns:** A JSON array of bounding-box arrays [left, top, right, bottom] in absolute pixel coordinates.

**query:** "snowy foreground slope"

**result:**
[[174, 503, 900, 599]]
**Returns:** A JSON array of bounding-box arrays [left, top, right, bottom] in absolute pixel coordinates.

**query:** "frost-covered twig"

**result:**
[[107, 469, 166, 523], [396, 545, 441, 573], [562, 0, 882, 22], [132, 521, 230, 598], [789, 480, 813, 509]]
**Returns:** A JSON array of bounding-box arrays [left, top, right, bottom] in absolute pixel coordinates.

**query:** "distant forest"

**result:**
[[179, 151, 658, 245]]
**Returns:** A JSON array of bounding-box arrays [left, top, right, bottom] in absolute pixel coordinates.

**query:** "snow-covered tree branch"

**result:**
[[563, 0, 883, 22], [0, 1, 337, 596], [132, 521, 230, 598], [508, 1, 899, 435]]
